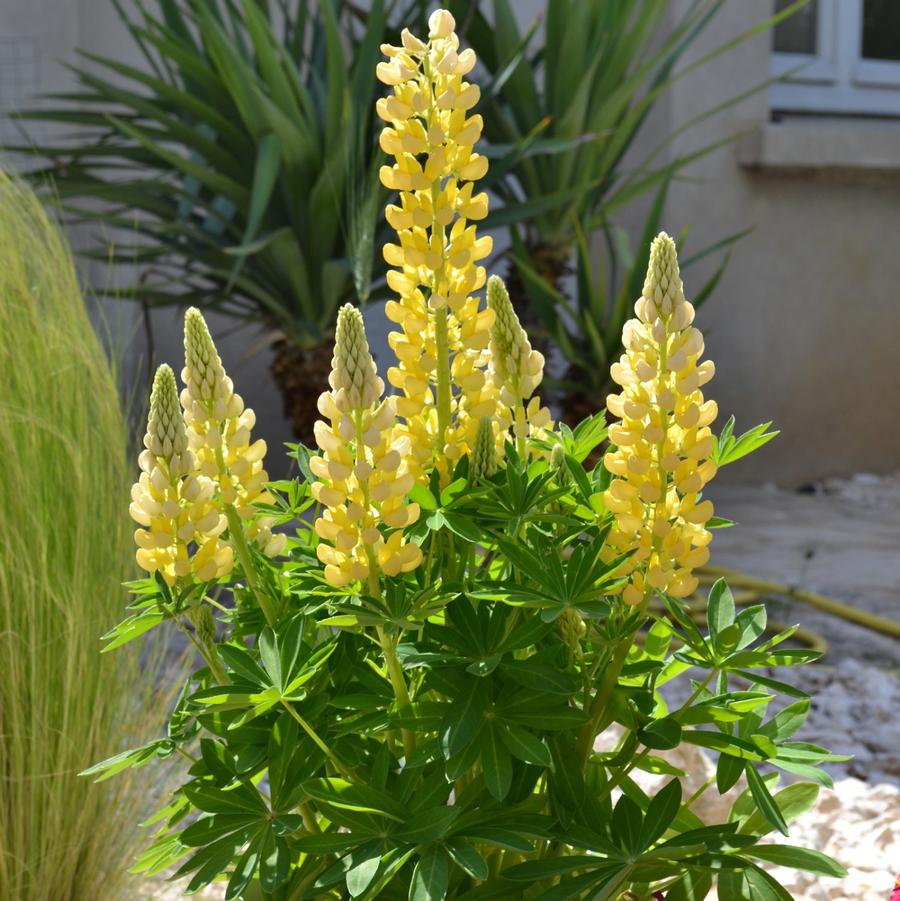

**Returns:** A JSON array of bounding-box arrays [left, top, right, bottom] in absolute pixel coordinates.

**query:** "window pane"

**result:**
[[773, 0, 818, 54], [862, 0, 900, 62]]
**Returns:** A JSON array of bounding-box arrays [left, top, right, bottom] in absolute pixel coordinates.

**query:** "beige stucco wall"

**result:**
[[665, 0, 900, 484], [6, 0, 900, 484]]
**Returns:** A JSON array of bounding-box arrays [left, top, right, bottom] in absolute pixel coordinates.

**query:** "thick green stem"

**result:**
[[280, 701, 354, 780], [577, 634, 635, 763], [363, 535, 417, 759], [376, 624, 417, 758], [224, 503, 277, 627]]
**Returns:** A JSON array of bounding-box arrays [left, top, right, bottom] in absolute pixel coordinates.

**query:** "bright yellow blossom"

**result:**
[[486, 275, 553, 455], [181, 308, 285, 558], [129, 364, 232, 585], [602, 233, 718, 604], [377, 8, 496, 478], [312, 304, 422, 589]]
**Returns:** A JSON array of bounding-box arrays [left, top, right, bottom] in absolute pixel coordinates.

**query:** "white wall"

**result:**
[[666, 0, 900, 484]]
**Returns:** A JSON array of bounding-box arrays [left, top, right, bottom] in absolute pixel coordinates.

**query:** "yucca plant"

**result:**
[[450, 0, 805, 422], [0, 170, 172, 900], [13, 0, 430, 442]]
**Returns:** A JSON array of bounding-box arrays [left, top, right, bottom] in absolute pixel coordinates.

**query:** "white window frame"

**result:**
[[770, 0, 900, 117]]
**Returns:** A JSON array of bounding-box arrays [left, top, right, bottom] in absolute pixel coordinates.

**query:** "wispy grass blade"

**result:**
[[0, 170, 175, 901]]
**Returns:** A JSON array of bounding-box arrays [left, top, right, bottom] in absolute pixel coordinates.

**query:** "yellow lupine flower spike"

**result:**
[[377, 8, 496, 478], [181, 308, 285, 558], [312, 304, 422, 589], [129, 364, 232, 585], [602, 233, 718, 605], [486, 275, 553, 455]]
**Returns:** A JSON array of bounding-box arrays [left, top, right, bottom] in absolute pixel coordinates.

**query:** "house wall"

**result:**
[[665, 0, 900, 484]]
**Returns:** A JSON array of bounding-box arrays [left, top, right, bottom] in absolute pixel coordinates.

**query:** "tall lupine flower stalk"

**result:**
[[182, 308, 284, 624], [486, 275, 553, 457], [377, 8, 496, 480], [311, 304, 422, 590], [602, 233, 718, 606], [130, 365, 231, 586]]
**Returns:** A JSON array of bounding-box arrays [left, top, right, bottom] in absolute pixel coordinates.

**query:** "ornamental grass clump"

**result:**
[[0, 170, 171, 900], [94, 11, 845, 900]]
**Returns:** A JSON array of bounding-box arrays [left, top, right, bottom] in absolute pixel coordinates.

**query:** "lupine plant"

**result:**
[[90, 11, 846, 900]]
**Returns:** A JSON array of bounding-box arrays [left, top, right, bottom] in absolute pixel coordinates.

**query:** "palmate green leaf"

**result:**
[[500, 723, 552, 767], [706, 578, 736, 648], [458, 827, 534, 855], [258, 827, 291, 892], [440, 677, 485, 759], [665, 867, 714, 901], [445, 839, 489, 881], [218, 643, 270, 685], [744, 844, 847, 877], [500, 660, 578, 695], [737, 782, 820, 839], [346, 843, 383, 898], [79, 738, 176, 782], [535, 865, 628, 901], [183, 779, 268, 817], [177, 831, 248, 894], [391, 807, 460, 845], [682, 730, 766, 761], [481, 723, 513, 801], [638, 716, 682, 751], [717, 752, 745, 794], [744, 764, 789, 836], [409, 847, 449, 901], [759, 699, 810, 742], [226, 832, 263, 900], [100, 608, 167, 652], [300, 778, 407, 822], [637, 779, 681, 851], [502, 855, 607, 881], [713, 416, 780, 467], [726, 647, 822, 669], [717, 864, 794, 901]]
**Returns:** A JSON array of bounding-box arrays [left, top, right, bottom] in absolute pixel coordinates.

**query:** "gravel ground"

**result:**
[[140, 475, 900, 900]]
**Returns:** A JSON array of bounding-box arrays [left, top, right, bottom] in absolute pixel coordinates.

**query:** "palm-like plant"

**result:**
[[452, 0, 802, 421], [14, 0, 426, 440]]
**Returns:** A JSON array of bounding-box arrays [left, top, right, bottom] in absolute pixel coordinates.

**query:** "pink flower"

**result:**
[[891, 874, 900, 901]]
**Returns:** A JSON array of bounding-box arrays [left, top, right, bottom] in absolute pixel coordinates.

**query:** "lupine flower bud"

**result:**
[[558, 608, 587, 648], [312, 305, 422, 588], [181, 308, 284, 558], [130, 364, 232, 585], [470, 416, 497, 482], [377, 9, 497, 477], [331, 305, 383, 413], [486, 275, 552, 448], [550, 443, 570, 485], [602, 233, 717, 605], [190, 604, 217, 647]]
